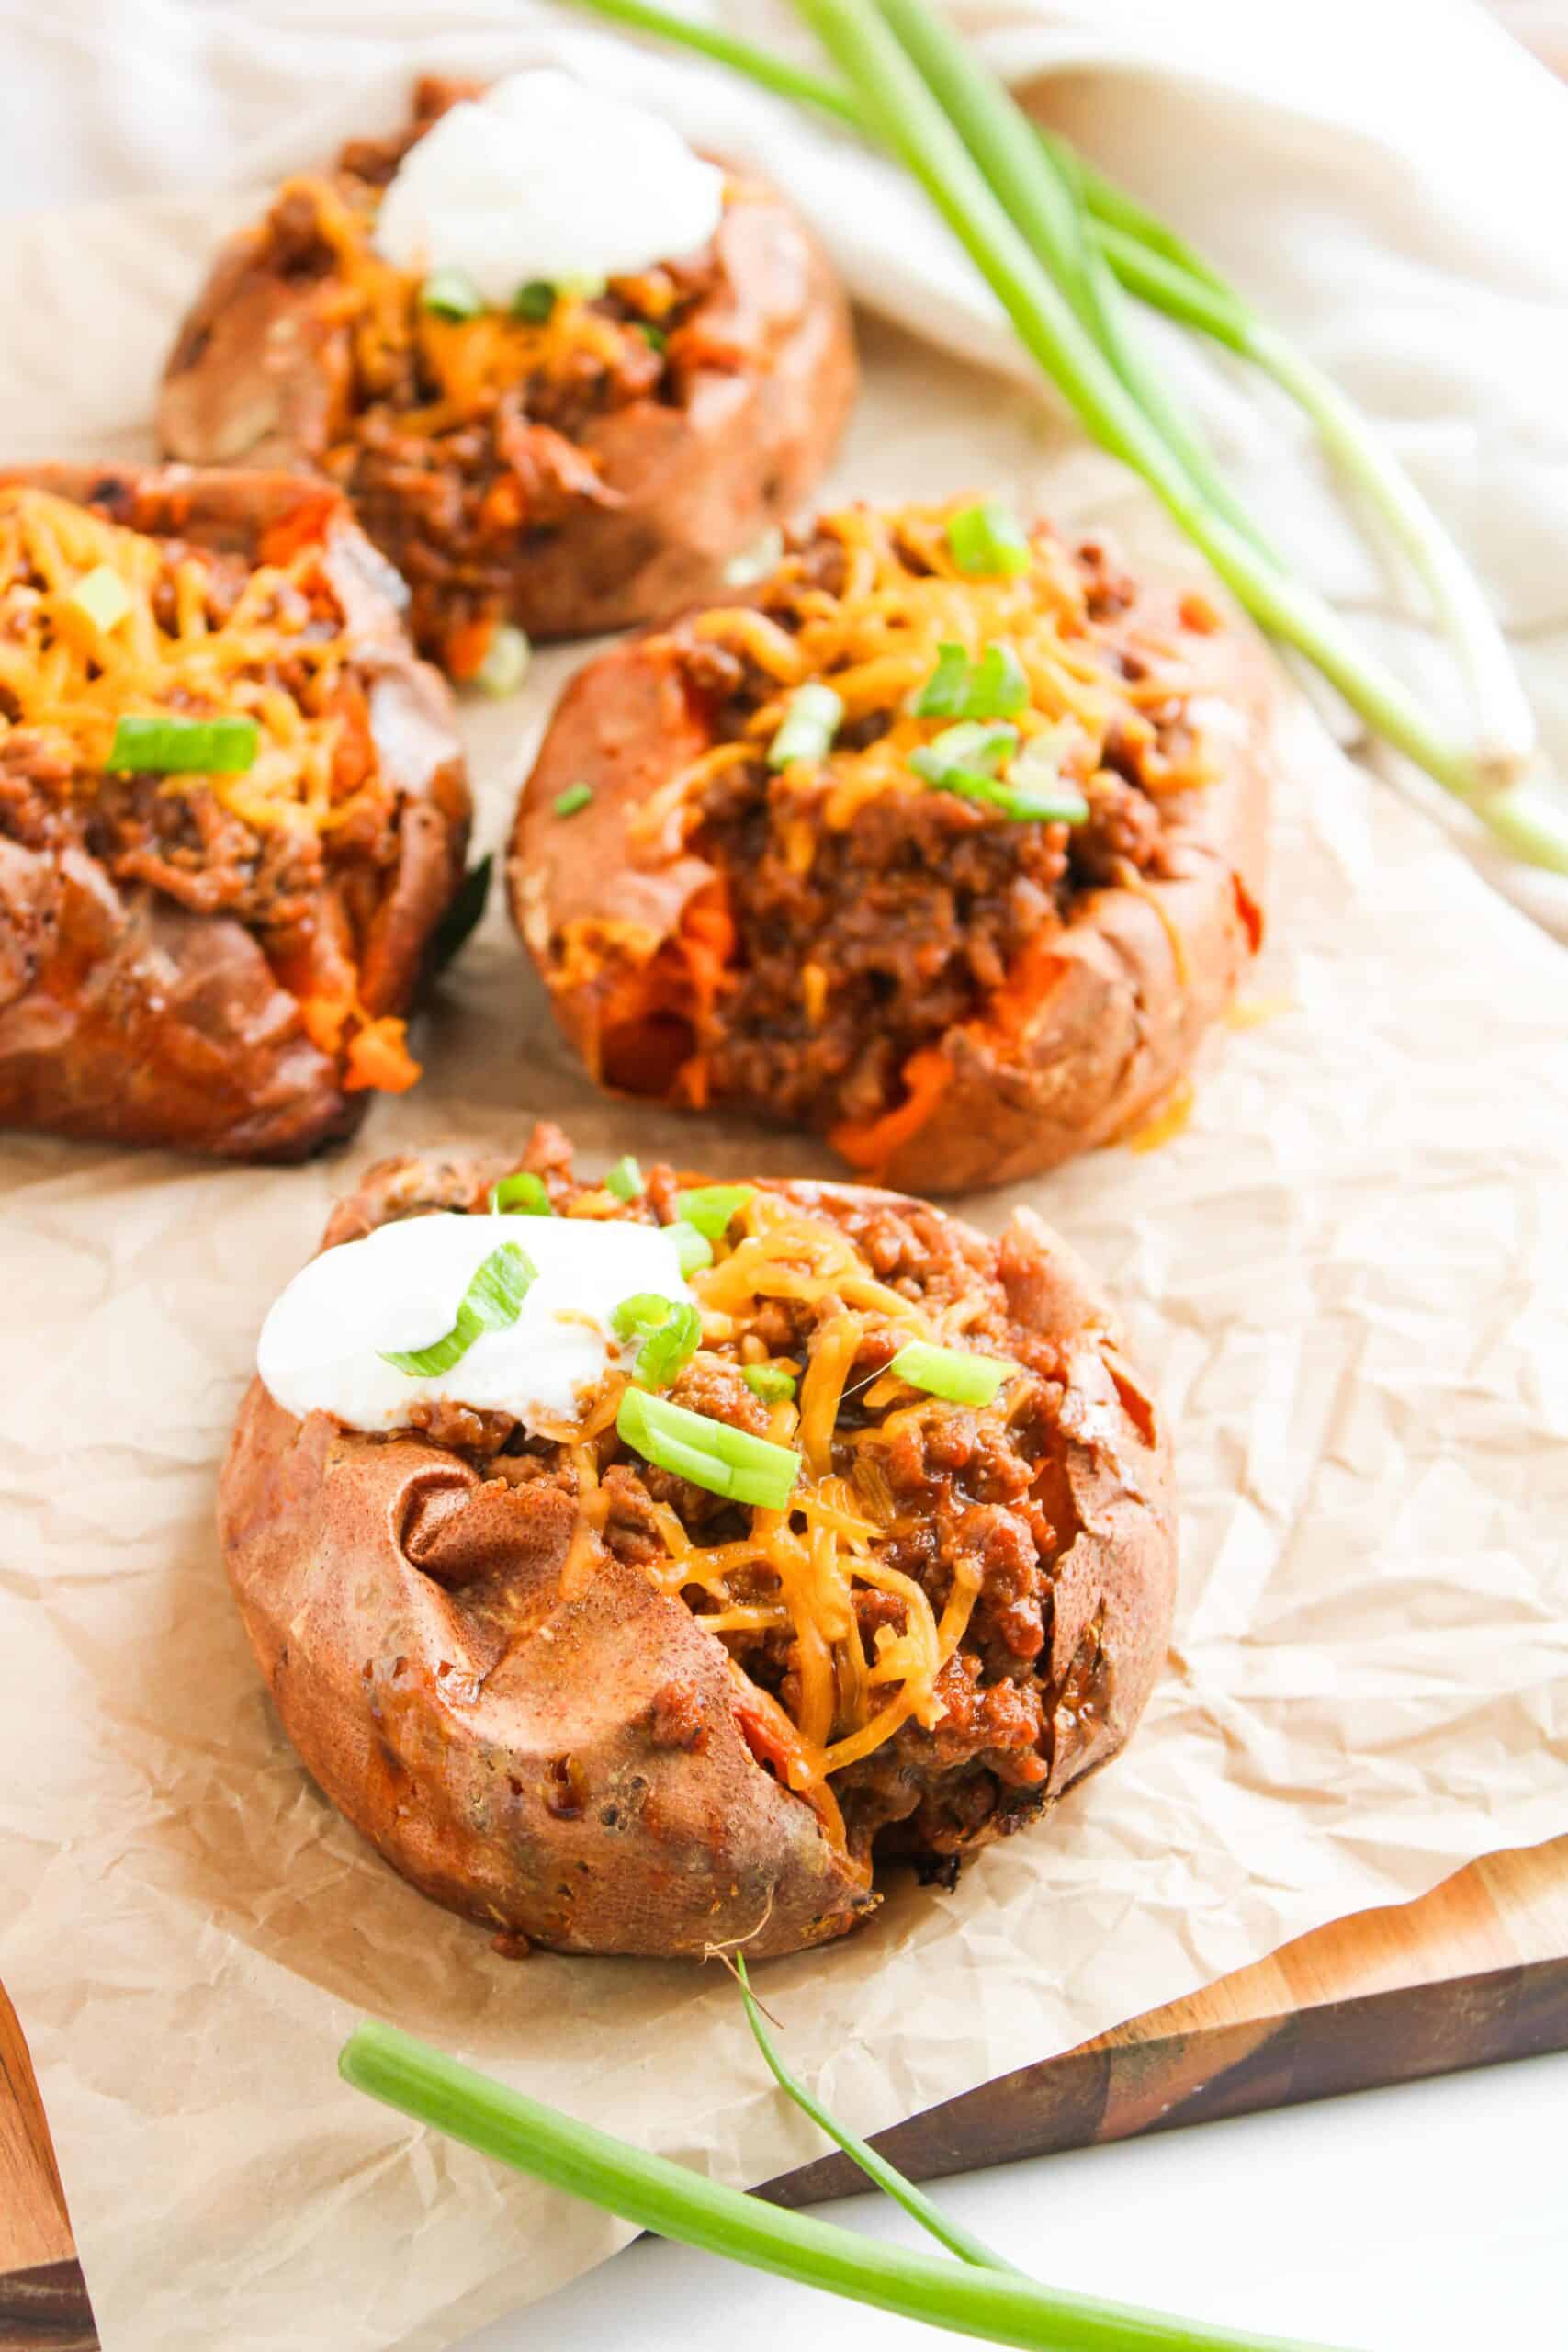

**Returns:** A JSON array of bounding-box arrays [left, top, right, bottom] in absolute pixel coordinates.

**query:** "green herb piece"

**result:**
[[107, 715, 259, 775], [554, 783, 593, 819], [911, 639, 1029, 720], [490, 1170, 553, 1216], [886, 1339, 1012, 1406], [945, 499, 1031, 579], [66, 563, 131, 634], [611, 1293, 675, 1340], [909, 718, 1017, 788], [603, 1155, 644, 1200], [637, 322, 669, 352], [637, 1302, 702, 1390], [341, 2016, 1343, 2350], [474, 624, 531, 698], [511, 279, 557, 322], [671, 1222, 714, 1277], [616, 1386, 799, 1509], [741, 1363, 796, 1404], [673, 1184, 754, 1241], [558, 272, 608, 301], [766, 682, 843, 770], [378, 1242, 536, 1378], [1002, 738, 1089, 825], [429, 854, 493, 974], [420, 268, 486, 320]]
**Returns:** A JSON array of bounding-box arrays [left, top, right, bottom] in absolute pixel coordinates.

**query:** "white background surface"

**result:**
[[3, 4, 1563, 2348]]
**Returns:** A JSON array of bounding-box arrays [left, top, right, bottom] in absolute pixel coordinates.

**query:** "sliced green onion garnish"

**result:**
[[1003, 737, 1089, 825], [671, 1222, 714, 1277], [511, 279, 557, 322], [604, 1154, 644, 1200], [559, 272, 608, 301], [946, 499, 1032, 579], [767, 682, 843, 770], [610, 1293, 701, 1387], [107, 715, 259, 775], [490, 1170, 553, 1216], [554, 783, 593, 818], [742, 1363, 796, 1404], [378, 1242, 536, 1378], [886, 1339, 1012, 1406], [66, 563, 131, 634], [909, 718, 1017, 786], [674, 1184, 755, 1241], [421, 268, 485, 320], [911, 639, 1028, 721], [617, 1386, 800, 1510], [474, 623, 531, 699], [637, 322, 669, 353]]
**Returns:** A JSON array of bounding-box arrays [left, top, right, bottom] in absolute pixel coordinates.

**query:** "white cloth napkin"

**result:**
[[4, 0, 1567, 927]]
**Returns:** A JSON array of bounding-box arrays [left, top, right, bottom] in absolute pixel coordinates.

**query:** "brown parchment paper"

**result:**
[[1, 193, 1566, 2352]]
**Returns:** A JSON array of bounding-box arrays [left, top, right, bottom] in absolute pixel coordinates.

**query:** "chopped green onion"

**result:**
[[341, 2018, 1341, 2352], [559, 272, 608, 302], [911, 639, 1028, 720], [420, 267, 485, 320], [617, 1386, 800, 1510], [742, 1363, 796, 1405], [636, 1302, 703, 1390], [611, 1291, 701, 1388], [1001, 737, 1089, 825], [554, 783, 593, 819], [474, 623, 531, 698], [512, 279, 557, 322], [671, 1222, 714, 1277], [886, 1339, 1012, 1406], [490, 1170, 553, 1216], [378, 1242, 536, 1378], [767, 682, 843, 770], [637, 322, 669, 353], [674, 1184, 754, 1241], [603, 1154, 644, 1200], [912, 718, 1081, 821], [66, 563, 131, 634], [946, 499, 1032, 579], [909, 718, 1017, 790], [107, 715, 259, 775]]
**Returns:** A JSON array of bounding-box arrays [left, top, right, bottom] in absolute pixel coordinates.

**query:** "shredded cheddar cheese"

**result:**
[[0, 484, 378, 839]]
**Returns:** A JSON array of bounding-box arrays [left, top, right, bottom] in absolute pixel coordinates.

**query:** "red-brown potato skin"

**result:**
[[0, 464, 470, 1160], [217, 1152, 1177, 1962], [158, 164, 859, 647], [508, 582, 1272, 1195]]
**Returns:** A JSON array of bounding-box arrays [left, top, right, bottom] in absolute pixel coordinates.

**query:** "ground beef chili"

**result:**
[[351, 1125, 1112, 1874], [217, 76, 735, 674]]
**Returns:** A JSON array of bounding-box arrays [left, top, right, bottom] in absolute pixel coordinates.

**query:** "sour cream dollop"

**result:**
[[372, 70, 727, 303], [257, 1211, 694, 1435]]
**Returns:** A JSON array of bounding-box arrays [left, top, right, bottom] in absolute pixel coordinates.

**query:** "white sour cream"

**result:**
[[372, 70, 727, 303], [257, 1211, 693, 1435]]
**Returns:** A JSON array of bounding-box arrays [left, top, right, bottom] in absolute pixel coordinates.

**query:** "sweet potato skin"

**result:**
[[159, 167, 858, 651], [508, 581, 1272, 1193], [0, 464, 470, 1160], [217, 1152, 1176, 1961]]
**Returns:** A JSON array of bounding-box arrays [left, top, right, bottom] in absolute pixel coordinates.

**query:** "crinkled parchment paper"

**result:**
[[1, 194, 1565, 2352]]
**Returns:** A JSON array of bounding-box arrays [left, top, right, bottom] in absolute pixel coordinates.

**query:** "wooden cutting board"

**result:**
[[4, 1835, 1565, 2349]]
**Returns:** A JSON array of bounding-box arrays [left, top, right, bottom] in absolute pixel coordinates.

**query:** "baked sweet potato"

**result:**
[[0, 463, 470, 1159], [509, 498, 1271, 1193], [218, 1125, 1176, 1960], [158, 76, 857, 674]]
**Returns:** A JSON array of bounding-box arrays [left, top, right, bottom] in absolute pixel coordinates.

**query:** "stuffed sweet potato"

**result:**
[[0, 464, 469, 1159], [158, 74, 857, 676], [509, 496, 1271, 1193], [218, 1124, 1176, 1960]]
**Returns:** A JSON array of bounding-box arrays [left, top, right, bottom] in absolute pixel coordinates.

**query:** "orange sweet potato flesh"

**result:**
[[217, 1148, 1177, 1961], [0, 463, 470, 1160], [508, 574, 1274, 1194]]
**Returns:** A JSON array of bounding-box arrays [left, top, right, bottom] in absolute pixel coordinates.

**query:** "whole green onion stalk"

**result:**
[[340, 2018, 1344, 2351], [561, 0, 1565, 872]]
